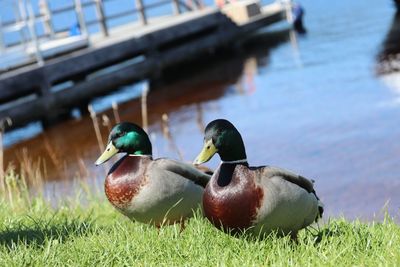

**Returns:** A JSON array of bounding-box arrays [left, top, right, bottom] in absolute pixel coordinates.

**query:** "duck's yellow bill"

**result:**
[[193, 139, 217, 165], [95, 142, 119, 165]]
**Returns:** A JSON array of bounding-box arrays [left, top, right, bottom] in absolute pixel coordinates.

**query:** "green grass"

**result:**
[[0, 195, 399, 267]]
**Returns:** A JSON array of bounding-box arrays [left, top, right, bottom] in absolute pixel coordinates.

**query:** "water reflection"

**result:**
[[4, 30, 290, 190]]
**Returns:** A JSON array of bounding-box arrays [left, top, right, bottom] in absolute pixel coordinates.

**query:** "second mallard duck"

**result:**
[[96, 122, 210, 227], [194, 119, 323, 238]]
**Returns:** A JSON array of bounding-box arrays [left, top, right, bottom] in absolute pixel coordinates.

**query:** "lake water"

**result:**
[[3, 0, 400, 220]]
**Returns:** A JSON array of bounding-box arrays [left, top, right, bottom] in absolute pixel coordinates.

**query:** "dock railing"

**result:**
[[0, 0, 204, 70]]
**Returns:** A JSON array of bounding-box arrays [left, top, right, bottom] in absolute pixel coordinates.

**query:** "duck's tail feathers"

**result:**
[[316, 199, 324, 221], [311, 189, 324, 221], [309, 179, 324, 221]]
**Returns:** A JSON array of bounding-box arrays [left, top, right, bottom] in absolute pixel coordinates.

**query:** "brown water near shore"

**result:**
[[3, 54, 242, 180]]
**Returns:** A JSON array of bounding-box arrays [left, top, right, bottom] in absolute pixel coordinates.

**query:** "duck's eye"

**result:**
[[206, 145, 210, 149], [115, 132, 124, 138]]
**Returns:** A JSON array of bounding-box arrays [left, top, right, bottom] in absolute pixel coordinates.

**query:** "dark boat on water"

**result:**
[[377, 7, 400, 100], [377, 10, 400, 75]]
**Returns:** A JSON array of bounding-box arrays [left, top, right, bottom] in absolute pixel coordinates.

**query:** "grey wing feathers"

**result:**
[[262, 166, 315, 193], [263, 166, 324, 219], [154, 158, 211, 188]]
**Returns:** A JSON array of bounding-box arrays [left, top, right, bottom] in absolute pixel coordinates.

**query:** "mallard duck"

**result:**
[[193, 119, 323, 238], [95, 122, 210, 227]]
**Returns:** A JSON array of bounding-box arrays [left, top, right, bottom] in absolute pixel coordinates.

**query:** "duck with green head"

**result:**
[[194, 119, 323, 239], [96, 122, 210, 227]]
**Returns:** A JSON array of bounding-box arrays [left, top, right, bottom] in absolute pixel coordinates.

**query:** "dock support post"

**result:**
[[38, 74, 55, 127], [94, 0, 109, 37], [39, 0, 55, 39], [281, 0, 293, 23], [135, 0, 148, 25], [27, 0, 44, 66], [78, 102, 90, 117], [38, 77, 73, 128], [74, 0, 88, 37], [193, 0, 203, 10], [16, 0, 29, 50], [12, 1, 28, 49], [172, 0, 182, 15]]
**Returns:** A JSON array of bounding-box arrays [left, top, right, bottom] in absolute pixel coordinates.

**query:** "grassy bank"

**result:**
[[0, 193, 399, 267], [0, 163, 399, 266]]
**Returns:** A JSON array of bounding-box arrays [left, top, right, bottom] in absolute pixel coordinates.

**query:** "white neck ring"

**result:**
[[221, 159, 248, 164], [128, 154, 152, 158]]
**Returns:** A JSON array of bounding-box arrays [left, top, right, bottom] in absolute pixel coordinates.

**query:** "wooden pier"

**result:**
[[0, 0, 289, 130]]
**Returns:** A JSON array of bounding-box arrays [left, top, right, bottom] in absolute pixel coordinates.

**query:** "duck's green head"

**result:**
[[194, 119, 247, 164], [95, 122, 152, 165]]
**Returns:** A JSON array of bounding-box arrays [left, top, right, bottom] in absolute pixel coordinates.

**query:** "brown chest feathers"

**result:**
[[104, 156, 150, 210], [203, 164, 264, 233]]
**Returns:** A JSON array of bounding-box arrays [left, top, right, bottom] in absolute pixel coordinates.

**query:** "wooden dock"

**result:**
[[0, 1, 289, 130]]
